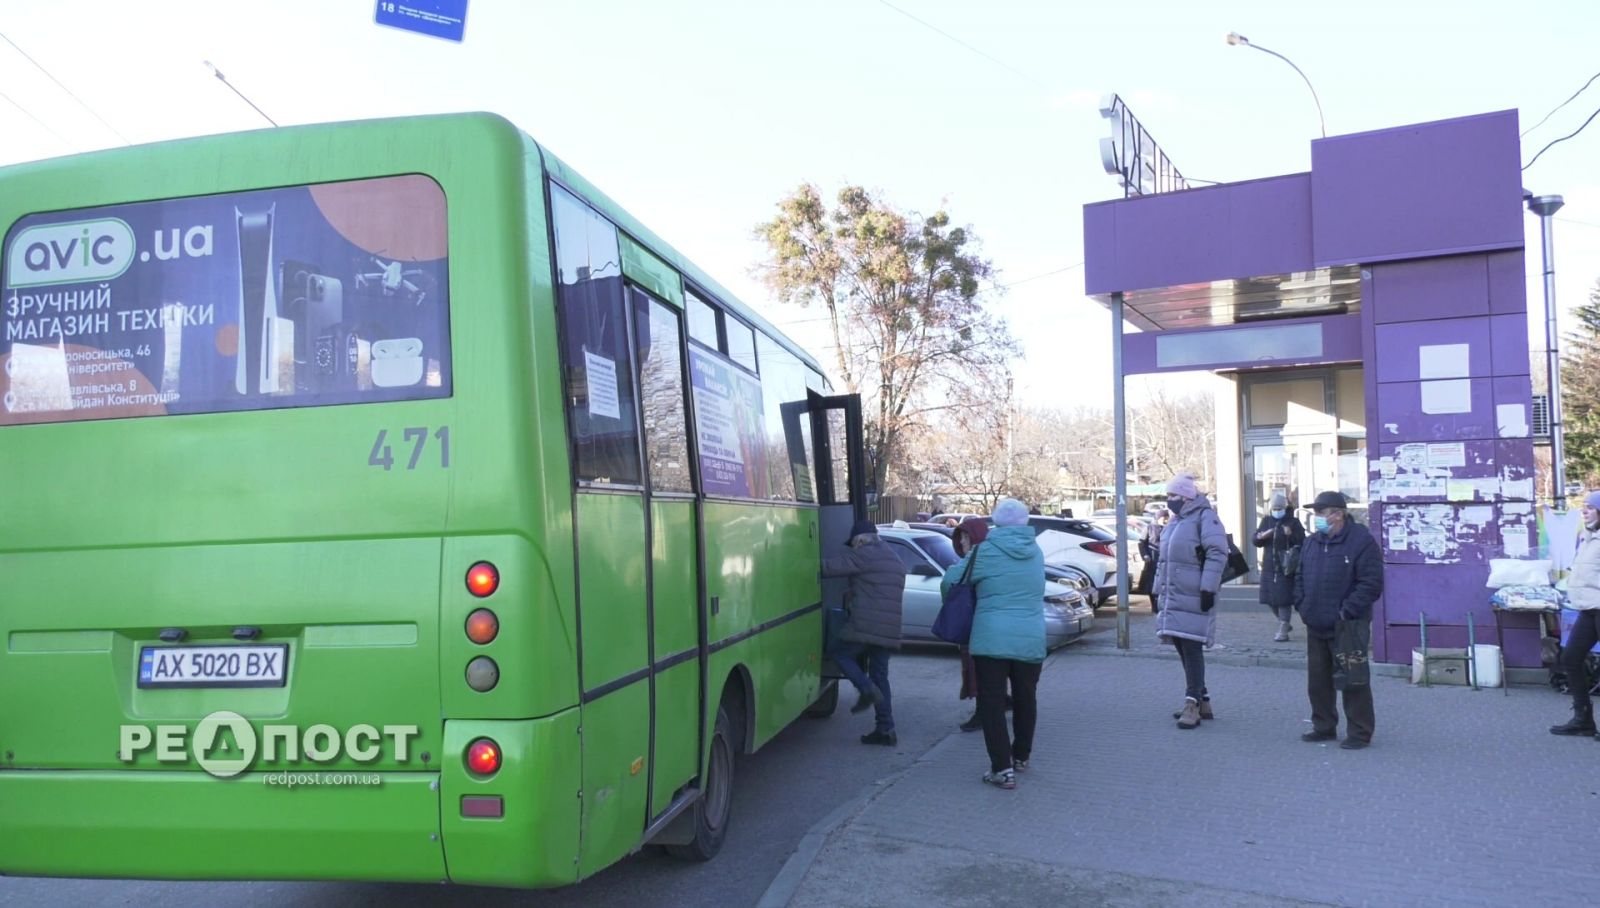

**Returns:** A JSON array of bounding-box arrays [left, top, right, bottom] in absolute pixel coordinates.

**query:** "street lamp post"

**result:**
[[1225, 32, 1326, 138], [1527, 192, 1567, 507]]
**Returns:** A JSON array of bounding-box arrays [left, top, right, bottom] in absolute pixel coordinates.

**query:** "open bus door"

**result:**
[[785, 392, 865, 717]]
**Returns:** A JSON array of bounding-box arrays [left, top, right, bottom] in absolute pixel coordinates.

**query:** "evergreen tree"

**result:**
[[1561, 279, 1600, 487]]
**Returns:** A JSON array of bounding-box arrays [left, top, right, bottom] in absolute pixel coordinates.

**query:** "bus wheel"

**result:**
[[803, 679, 838, 719], [666, 706, 735, 861]]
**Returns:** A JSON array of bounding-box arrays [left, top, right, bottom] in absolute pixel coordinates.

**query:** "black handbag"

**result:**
[[1278, 544, 1302, 578], [1222, 538, 1250, 584], [1197, 533, 1251, 584]]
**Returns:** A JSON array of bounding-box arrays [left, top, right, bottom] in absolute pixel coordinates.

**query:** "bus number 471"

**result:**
[[369, 426, 451, 471]]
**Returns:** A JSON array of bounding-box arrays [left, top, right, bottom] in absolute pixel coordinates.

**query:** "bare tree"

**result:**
[[1131, 385, 1216, 485]]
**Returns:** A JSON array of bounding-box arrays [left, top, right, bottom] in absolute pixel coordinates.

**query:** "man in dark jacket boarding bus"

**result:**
[[823, 519, 909, 747], [1292, 491, 1384, 750]]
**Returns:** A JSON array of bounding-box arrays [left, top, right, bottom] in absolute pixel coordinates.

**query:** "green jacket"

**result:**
[[942, 524, 1046, 662]]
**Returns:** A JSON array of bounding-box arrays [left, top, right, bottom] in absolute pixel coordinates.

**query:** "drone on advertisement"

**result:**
[[355, 256, 428, 306]]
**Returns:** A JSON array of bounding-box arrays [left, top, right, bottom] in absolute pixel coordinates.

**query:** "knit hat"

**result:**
[[992, 498, 1029, 527], [1269, 490, 1288, 509], [955, 517, 990, 547], [1166, 473, 1199, 500], [1585, 491, 1600, 511], [850, 518, 878, 538]]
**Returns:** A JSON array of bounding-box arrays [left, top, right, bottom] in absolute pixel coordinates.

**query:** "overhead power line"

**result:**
[[1523, 101, 1600, 171], [1522, 68, 1600, 138], [875, 0, 1051, 91], [0, 29, 129, 144], [0, 87, 72, 147], [1001, 262, 1084, 289]]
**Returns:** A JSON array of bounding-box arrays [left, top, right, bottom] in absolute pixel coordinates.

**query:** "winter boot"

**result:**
[[1173, 699, 1214, 720], [1274, 620, 1291, 642], [1550, 700, 1597, 736], [1176, 697, 1202, 729]]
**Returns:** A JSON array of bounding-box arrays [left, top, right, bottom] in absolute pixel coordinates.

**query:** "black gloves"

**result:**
[[1200, 591, 1216, 612]]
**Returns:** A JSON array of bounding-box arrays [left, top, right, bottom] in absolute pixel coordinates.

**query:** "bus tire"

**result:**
[[803, 679, 838, 718], [666, 705, 735, 861]]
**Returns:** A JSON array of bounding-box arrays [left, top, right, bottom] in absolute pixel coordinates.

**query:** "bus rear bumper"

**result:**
[[0, 769, 445, 882]]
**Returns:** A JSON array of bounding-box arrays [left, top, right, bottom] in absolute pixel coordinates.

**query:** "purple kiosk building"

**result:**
[[1084, 109, 1543, 668]]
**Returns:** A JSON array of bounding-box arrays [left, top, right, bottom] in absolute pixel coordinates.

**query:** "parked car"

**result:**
[[929, 514, 1124, 607], [1092, 518, 1147, 557], [877, 526, 1092, 648], [911, 522, 1098, 600]]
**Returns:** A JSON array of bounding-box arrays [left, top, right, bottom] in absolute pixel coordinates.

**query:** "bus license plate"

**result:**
[[138, 644, 289, 689]]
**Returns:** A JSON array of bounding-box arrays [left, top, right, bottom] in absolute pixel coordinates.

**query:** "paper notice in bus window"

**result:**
[[584, 350, 620, 420], [0, 174, 452, 425]]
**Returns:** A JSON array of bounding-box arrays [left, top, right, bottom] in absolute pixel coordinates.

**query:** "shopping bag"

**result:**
[[932, 549, 980, 645], [1332, 618, 1372, 691]]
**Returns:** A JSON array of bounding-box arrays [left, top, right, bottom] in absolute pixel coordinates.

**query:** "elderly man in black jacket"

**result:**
[[1292, 491, 1384, 749], [823, 519, 908, 746]]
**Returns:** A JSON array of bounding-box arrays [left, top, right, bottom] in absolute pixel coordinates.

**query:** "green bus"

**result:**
[[0, 113, 864, 887]]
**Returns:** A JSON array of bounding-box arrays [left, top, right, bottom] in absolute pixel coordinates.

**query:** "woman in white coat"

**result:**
[[1552, 490, 1600, 739]]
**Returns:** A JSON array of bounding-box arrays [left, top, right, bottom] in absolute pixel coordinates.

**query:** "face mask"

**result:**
[[1167, 497, 1185, 513], [1313, 516, 1331, 534], [1270, 509, 1285, 519]]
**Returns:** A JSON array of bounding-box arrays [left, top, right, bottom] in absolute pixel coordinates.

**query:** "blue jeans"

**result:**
[[830, 640, 894, 733]]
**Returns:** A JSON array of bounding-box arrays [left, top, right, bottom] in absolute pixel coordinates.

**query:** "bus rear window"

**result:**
[[1, 174, 451, 425]]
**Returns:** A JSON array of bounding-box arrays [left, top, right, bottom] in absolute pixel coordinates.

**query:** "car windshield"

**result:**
[[912, 534, 960, 568]]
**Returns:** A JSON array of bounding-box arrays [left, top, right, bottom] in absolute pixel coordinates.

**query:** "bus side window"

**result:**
[[724, 316, 757, 374], [686, 290, 720, 349], [756, 332, 814, 502], [550, 184, 642, 486], [631, 289, 693, 493]]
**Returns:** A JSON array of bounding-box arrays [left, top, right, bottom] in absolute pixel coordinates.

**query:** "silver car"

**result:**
[[877, 527, 1093, 649]]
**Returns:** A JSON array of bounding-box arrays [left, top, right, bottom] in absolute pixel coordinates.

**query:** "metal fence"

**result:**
[[865, 495, 927, 526]]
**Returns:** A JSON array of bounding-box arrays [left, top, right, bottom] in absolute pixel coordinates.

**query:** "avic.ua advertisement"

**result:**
[[0, 173, 452, 425]]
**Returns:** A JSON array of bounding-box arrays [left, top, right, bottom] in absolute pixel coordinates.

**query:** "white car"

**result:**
[[930, 514, 1126, 607], [877, 527, 1092, 648]]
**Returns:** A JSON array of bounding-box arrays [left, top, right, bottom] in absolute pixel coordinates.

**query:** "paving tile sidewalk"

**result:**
[[1086, 585, 1309, 668], [780, 638, 1600, 907]]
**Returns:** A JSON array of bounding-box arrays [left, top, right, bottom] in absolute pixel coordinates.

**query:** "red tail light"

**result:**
[[1082, 541, 1116, 558], [465, 608, 499, 645], [466, 738, 501, 776], [466, 562, 499, 598]]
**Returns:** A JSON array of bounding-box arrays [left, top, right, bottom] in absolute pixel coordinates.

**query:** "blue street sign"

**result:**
[[375, 1, 468, 43]]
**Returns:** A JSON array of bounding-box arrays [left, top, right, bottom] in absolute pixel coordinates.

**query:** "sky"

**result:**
[[1, 0, 1597, 408]]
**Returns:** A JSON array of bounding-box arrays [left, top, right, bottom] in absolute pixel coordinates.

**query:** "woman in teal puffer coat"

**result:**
[[942, 498, 1045, 790]]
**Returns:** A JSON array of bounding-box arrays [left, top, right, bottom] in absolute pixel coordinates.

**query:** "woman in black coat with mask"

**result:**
[[1254, 490, 1306, 642]]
